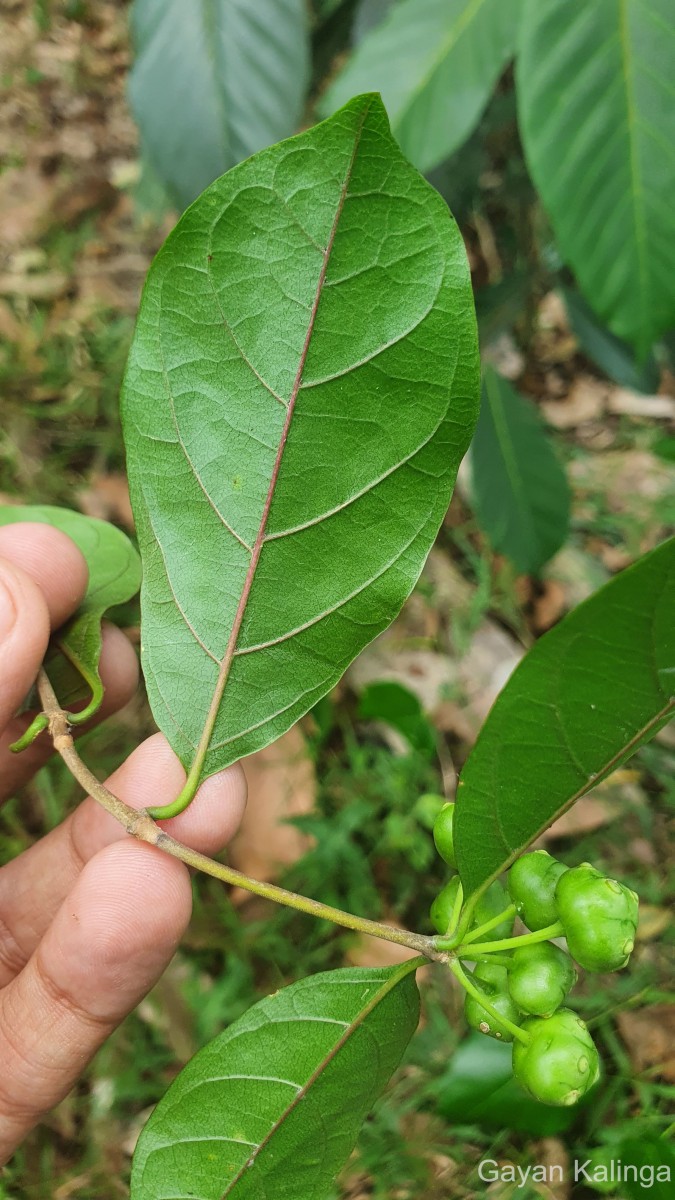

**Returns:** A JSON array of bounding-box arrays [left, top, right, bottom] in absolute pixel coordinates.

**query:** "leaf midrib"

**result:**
[[397, 0, 491, 124], [185, 98, 373, 789], [220, 960, 419, 1197], [618, 0, 650, 353]]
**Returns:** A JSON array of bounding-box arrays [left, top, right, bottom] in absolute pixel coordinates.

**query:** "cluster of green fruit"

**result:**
[[431, 802, 640, 1108]]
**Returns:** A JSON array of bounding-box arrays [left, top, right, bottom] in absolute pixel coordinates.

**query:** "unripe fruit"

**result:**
[[508, 850, 568, 931], [512, 1008, 600, 1106], [474, 960, 509, 990], [465, 969, 522, 1042], [555, 865, 639, 972], [472, 879, 515, 940], [508, 942, 577, 1018], [433, 802, 456, 867], [430, 875, 461, 934]]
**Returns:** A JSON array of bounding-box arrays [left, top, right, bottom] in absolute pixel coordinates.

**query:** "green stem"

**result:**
[[35, 669, 449, 964], [449, 920, 564, 956], [445, 878, 464, 937], [459, 952, 513, 968], [459, 904, 516, 946], [9, 712, 49, 753], [449, 958, 530, 1045], [52, 641, 105, 726], [147, 769, 201, 820]]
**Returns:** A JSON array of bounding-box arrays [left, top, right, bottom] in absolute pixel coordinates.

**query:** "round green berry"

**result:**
[[512, 1008, 600, 1106], [432, 802, 456, 867], [472, 879, 515, 940], [508, 942, 577, 1018], [430, 875, 461, 934], [508, 850, 568, 931], [474, 960, 510, 990], [465, 972, 522, 1042], [555, 865, 639, 972]]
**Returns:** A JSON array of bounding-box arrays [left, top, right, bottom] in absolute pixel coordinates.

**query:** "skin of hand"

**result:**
[[0, 522, 247, 1164]]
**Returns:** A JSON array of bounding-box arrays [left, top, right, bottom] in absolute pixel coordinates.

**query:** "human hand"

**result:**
[[0, 522, 246, 1163]]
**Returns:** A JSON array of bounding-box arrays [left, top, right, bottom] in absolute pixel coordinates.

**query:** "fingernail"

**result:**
[[0, 572, 18, 640]]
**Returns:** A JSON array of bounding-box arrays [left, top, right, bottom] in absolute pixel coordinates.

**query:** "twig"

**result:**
[[36, 669, 447, 963]]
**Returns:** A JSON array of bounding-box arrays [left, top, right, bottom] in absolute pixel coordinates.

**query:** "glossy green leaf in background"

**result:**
[[131, 962, 420, 1199], [470, 367, 570, 575], [0, 505, 141, 715], [321, 0, 521, 173], [122, 94, 479, 790], [454, 537, 675, 897], [517, 0, 675, 358], [357, 679, 437, 757], [437, 1033, 584, 1135], [560, 286, 661, 394], [129, 0, 310, 211]]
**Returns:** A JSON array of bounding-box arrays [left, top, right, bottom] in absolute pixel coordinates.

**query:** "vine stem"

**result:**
[[449, 958, 530, 1046], [444, 920, 565, 956], [36, 669, 448, 964], [459, 904, 517, 946]]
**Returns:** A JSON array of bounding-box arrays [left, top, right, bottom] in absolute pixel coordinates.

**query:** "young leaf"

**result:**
[[131, 962, 420, 1199], [358, 679, 437, 757], [128, 0, 310, 211], [517, 0, 675, 358], [0, 505, 141, 715], [454, 537, 675, 897], [321, 0, 522, 173], [470, 367, 570, 575], [122, 94, 479, 792]]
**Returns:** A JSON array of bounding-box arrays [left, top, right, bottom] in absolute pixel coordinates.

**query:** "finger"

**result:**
[[0, 526, 88, 735], [0, 622, 139, 802], [0, 524, 88, 632], [0, 733, 246, 985], [0, 837, 193, 1163]]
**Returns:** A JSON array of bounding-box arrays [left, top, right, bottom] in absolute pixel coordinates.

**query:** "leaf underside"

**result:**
[[322, 0, 521, 173], [122, 94, 479, 786], [454, 536, 675, 896], [129, 0, 310, 210], [131, 962, 420, 1199], [517, 0, 675, 356], [0, 505, 141, 703], [470, 366, 570, 576]]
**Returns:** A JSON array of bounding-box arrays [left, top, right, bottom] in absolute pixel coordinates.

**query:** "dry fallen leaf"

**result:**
[[348, 635, 457, 714], [229, 725, 316, 900], [534, 796, 616, 844], [607, 388, 675, 420], [457, 619, 524, 725], [345, 926, 421, 969], [77, 472, 135, 531], [541, 375, 608, 429], [617, 1005, 675, 1082]]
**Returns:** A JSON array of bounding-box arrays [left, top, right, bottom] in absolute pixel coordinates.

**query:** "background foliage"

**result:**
[[0, 1, 673, 1197]]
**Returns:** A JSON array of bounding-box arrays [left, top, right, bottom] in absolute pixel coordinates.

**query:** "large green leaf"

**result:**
[[131, 962, 420, 1199], [470, 367, 570, 575], [128, 0, 310, 211], [0, 505, 141, 714], [320, 0, 521, 173], [122, 94, 479, 788], [517, 0, 675, 358], [437, 1033, 583, 1135], [454, 537, 675, 896], [560, 286, 661, 394]]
